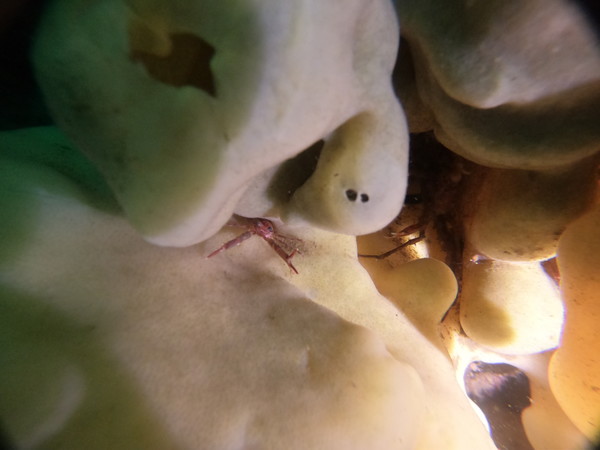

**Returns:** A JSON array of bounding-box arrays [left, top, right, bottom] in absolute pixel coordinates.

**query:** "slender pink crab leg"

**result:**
[[207, 231, 254, 258], [262, 238, 299, 274]]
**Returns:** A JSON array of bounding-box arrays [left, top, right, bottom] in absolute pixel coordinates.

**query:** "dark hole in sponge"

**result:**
[[130, 32, 217, 96], [345, 189, 358, 201]]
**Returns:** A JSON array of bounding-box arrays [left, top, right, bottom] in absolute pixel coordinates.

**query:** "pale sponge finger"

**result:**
[[467, 161, 597, 262], [549, 204, 600, 441], [460, 260, 563, 355]]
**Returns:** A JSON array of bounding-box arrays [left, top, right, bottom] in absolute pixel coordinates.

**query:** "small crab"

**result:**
[[207, 216, 301, 274]]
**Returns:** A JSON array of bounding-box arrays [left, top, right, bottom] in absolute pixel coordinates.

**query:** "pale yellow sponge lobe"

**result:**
[[550, 204, 600, 441], [460, 260, 563, 355], [397, 0, 600, 169], [467, 161, 597, 262]]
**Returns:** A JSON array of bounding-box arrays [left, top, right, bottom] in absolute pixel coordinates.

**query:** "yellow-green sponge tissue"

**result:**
[[3, 0, 598, 447]]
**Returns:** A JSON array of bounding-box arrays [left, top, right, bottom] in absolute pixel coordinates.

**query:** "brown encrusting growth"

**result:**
[[359, 132, 474, 285]]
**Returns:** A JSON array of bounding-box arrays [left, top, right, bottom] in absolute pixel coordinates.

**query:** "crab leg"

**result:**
[[263, 237, 299, 274], [207, 231, 254, 258]]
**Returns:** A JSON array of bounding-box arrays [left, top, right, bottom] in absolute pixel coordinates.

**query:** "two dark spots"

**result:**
[[345, 189, 369, 203]]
